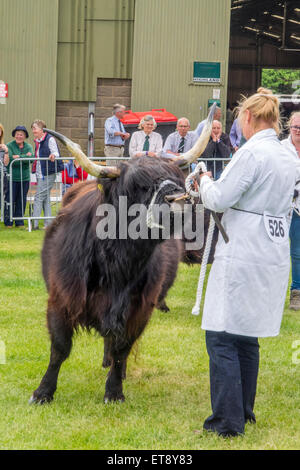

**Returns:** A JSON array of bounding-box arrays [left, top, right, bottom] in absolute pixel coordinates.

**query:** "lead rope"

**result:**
[[191, 213, 215, 316], [185, 161, 215, 316]]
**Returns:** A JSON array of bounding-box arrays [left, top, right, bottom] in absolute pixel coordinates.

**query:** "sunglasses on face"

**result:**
[[291, 126, 300, 131]]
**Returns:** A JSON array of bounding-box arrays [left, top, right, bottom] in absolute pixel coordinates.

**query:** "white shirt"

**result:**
[[200, 129, 298, 338], [281, 135, 299, 160], [129, 131, 163, 158]]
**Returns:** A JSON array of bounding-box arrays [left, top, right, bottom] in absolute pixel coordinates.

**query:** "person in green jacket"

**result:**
[[4, 126, 33, 228]]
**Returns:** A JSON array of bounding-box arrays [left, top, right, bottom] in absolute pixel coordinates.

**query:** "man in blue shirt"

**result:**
[[104, 104, 130, 163], [229, 118, 243, 152]]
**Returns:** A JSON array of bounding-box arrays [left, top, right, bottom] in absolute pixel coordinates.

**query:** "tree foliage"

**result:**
[[261, 69, 300, 95]]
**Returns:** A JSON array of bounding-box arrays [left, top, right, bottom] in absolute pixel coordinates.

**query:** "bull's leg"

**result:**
[[104, 340, 132, 403], [29, 309, 73, 404], [104, 312, 152, 403], [102, 336, 127, 379], [102, 336, 112, 368]]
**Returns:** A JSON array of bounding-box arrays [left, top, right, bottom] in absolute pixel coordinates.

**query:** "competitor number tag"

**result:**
[[263, 212, 288, 244]]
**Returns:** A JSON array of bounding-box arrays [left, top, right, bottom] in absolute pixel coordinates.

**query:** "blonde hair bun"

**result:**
[[256, 87, 273, 95], [238, 88, 281, 134]]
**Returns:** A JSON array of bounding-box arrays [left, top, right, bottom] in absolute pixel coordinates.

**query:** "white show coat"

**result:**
[[200, 129, 298, 337]]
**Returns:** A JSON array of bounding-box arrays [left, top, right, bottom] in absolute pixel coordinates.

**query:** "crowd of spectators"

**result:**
[[0, 120, 88, 230], [109, 103, 235, 175], [0, 103, 235, 232]]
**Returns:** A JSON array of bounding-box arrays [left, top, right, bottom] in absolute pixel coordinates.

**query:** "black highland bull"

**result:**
[[30, 106, 216, 404]]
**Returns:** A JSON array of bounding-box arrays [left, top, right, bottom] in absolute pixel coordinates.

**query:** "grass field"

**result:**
[[0, 222, 299, 450]]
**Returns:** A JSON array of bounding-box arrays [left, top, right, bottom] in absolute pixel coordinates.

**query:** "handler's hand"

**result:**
[[49, 154, 55, 162]]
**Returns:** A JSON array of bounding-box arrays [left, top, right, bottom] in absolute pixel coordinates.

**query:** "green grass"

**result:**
[[0, 223, 299, 450]]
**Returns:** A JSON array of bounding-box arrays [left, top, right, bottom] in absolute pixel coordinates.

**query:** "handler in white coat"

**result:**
[[198, 89, 298, 437]]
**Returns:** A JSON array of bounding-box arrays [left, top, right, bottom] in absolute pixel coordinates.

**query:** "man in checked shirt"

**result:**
[[163, 117, 197, 159]]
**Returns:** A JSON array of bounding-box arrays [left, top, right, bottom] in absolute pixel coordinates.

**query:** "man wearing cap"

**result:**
[[4, 126, 33, 228], [104, 104, 130, 164]]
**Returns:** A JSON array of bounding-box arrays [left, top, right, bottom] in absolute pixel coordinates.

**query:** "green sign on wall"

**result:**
[[208, 99, 221, 108], [193, 62, 221, 83]]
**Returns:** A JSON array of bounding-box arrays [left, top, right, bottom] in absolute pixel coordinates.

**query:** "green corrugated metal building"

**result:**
[[0, 0, 59, 144], [132, 0, 231, 127], [0, 0, 231, 153]]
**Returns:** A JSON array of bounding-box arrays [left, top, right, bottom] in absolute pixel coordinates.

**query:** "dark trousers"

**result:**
[[204, 330, 259, 437], [4, 180, 30, 227]]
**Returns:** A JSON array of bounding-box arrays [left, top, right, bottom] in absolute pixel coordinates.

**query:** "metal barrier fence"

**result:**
[[0, 156, 230, 231]]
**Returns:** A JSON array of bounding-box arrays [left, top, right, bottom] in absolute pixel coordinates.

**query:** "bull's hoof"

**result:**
[[103, 391, 125, 403], [29, 391, 54, 405]]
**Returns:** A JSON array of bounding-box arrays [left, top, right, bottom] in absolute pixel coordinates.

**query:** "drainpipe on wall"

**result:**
[[88, 102, 95, 158]]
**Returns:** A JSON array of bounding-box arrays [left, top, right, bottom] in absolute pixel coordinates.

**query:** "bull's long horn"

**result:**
[[173, 102, 217, 166], [44, 128, 121, 178]]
